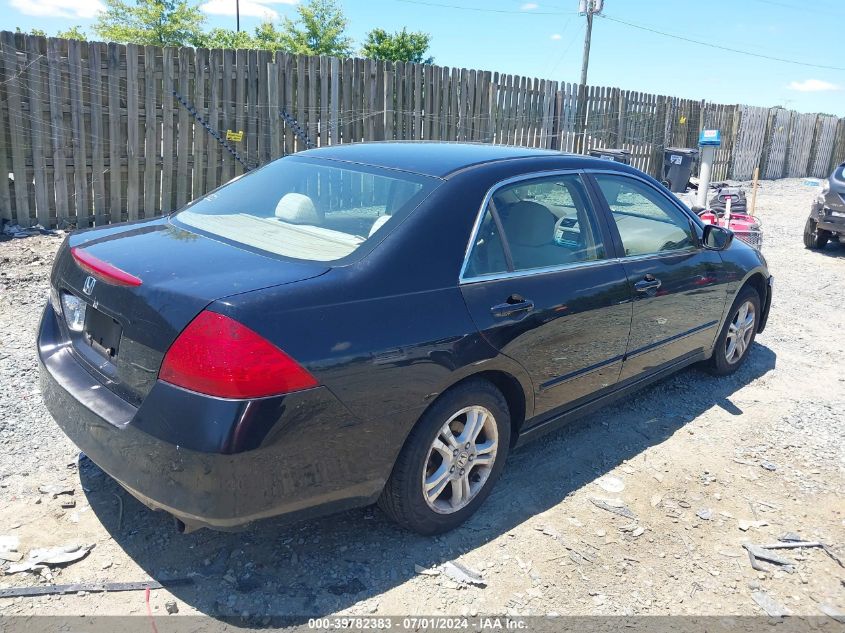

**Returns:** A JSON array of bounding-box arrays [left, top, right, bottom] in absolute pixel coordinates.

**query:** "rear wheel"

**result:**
[[705, 286, 760, 376], [378, 380, 510, 535], [804, 218, 830, 249]]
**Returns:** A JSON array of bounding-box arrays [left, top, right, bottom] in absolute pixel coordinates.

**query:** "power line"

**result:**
[[600, 14, 845, 72], [391, 0, 574, 15]]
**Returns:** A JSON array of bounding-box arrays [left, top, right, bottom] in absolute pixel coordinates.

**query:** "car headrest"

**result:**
[[368, 215, 391, 237], [275, 193, 320, 225], [503, 201, 555, 247]]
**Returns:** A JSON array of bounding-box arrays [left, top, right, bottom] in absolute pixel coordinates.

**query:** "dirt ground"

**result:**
[[0, 178, 843, 623]]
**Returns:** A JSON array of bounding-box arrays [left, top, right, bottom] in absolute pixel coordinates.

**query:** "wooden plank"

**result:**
[[218, 50, 237, 180], [125, 43, 140, 220], [319, 55, 329, 146], [330, 56, 340, 144], [366, 58, 377, 141], [49, 37, 71, 225], [341, 57, 352, 143], [88, 42, 106, 225], [283, 52, 295, 152], [404, 61, 414, 139], [439, 65, 450, 140], [26, 36, 49, 226], [0, 37, 13, 223], [175, 47, 192, 206], [3, 32, 31, 224], [300, 55, 320, 144], [393, 61, 404, 139], [296, 54, 307, 148], [383, 61, 394, 141], [142, 46, 158, 218], [257, 49, 270, 164], [192, 47, 208, 198], [206, 49, 221, 188], [268, 61, 281, 159], [246, 49, 258, 168], [69, 39, 90, 223], [161, 46, 175, 211], [233, 49, 246, 176]]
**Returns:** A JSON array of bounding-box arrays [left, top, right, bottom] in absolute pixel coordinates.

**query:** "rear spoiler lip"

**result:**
[[70, 247, 143, 287]]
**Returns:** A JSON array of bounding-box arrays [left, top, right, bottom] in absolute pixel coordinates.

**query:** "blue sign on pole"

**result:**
[[699, 129, 721, 147]]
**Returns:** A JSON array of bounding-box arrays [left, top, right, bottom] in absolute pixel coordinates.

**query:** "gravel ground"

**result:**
[[0, 178, 843, 622]]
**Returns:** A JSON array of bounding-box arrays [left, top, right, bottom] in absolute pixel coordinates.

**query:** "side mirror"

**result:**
[[702, 224, 734, 251]]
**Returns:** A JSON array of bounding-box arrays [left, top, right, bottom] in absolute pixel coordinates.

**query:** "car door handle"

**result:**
[[634, 275, 662, 293], [490, 296, 535, 318]]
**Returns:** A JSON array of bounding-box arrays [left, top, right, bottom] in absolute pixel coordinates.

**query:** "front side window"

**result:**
[[465, 174, 606, 278], [593, 174, 695, 257], [175, 157, 438, 262]]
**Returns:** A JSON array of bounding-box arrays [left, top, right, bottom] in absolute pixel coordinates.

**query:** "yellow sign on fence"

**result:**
[[226, 130, 244, 142]]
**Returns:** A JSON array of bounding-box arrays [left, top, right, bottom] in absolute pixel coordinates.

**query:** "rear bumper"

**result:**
[[38, 304, 383, 530], [811, 205, 845, 233]]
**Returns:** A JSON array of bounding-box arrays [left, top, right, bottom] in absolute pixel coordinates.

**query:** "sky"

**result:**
[[7, 0, 844, 115]]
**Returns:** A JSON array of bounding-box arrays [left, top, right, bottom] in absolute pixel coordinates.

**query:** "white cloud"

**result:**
[[10, 0, 104, 19], [521, 2, 539, 9], [550, 33, 562, 40], [200, 0, 296, 21], [787, 79, 840, 92]]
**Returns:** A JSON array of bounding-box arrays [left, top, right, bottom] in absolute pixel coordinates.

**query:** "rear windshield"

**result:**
[[174, 156, 439, 262]]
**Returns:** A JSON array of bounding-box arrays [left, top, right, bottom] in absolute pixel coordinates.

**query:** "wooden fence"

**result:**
[[1, 31, 844, 229]]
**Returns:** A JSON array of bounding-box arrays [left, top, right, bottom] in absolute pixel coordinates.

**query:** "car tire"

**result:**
[[803, 218, 829, 249], [378, 379, 511, 535], [705, 286, 761, 376]]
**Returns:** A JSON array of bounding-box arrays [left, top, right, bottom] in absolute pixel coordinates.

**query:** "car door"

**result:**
[[459, 172, 632, 420], [588, 172, 728, 382]]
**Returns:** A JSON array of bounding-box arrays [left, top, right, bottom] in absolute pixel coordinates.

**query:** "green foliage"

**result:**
[[361, 27, 433, 64], [277, 0, 353, 56], [196, 27, 258, 50], [94, 0, 206, 47], [57, 26, 88, 41], [17, 27, 47, 36]]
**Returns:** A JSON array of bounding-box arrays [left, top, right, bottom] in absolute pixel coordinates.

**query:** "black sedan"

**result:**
[[38, 143, 773, 535]]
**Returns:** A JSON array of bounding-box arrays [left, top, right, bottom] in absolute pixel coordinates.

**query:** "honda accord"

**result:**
[[38, 143, 773, 535]]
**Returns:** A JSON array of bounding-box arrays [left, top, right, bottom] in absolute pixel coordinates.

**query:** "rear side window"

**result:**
[[174, 157, 438, 262], [465, 173, 606, 278], [594, 174, 694, 257]]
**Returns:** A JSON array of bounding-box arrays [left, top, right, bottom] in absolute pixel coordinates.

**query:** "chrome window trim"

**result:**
[[458, 169, 594, 285], [460, 257, 620, 286]]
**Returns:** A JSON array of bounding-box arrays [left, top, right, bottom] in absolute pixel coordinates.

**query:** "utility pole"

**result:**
[[236, 0, 240, 32], [576, 0, 602, 152]]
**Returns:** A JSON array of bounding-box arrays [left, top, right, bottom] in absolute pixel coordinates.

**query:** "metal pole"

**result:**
[[696, 145, 716, 209], [236, 0, 240, 32]]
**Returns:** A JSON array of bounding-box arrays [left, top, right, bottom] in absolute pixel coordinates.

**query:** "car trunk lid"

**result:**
[[51, 218, 328, 404]]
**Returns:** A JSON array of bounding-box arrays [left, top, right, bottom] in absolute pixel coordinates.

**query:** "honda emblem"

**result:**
[[83, 276, 96, 296]]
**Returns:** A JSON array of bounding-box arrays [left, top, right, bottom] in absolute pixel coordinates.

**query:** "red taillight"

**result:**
[[71, 247, 142, 287], [159, 311, 318, 399]]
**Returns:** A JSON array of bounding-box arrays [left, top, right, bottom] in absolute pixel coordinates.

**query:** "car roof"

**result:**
[[297, 141, 600, 178]]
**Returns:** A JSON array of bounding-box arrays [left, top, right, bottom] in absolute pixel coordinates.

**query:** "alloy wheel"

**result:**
[[422, 406, 499, 514], [725, 300, 756, 364]]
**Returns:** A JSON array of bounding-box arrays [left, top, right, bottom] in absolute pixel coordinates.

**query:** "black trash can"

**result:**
[[662, 147, 698, 192], [589, 148, 632, 165]]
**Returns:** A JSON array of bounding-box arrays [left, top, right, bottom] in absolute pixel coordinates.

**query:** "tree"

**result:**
[[361, 28, 432, 63], [57, 26, 88, 41], [277, 0, 353, 56], [17, 27, 47, 36], [94, 0, 205, 47], [196, 28, 257, 49]]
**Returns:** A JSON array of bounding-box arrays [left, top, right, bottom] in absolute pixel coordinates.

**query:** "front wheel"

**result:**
[[804, 217, 830, 249], [705, 286, 761, 376], [378, 379, 511, 535]]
